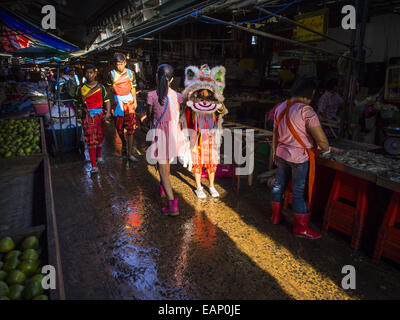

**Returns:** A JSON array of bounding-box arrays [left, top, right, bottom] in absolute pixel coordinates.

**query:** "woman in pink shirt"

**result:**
[[143, 64, 186, 216], [318, 78, 344, 121], [271, 76, 331, 239]]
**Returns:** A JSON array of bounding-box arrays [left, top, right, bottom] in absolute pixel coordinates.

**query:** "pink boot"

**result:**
[[160, 184, 166, 198], [162, 199, 179, 216]]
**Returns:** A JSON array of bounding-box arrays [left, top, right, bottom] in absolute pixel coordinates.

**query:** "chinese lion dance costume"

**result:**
[[181, 64, 228, 175]]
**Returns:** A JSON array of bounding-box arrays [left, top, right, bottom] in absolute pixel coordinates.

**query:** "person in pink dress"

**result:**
[[142, 64, 185, 216]]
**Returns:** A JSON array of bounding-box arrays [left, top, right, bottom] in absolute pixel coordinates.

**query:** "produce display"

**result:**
[[0, 81, 47, 115], [0, 118, 41, 158], [0, 235, 48, 300]]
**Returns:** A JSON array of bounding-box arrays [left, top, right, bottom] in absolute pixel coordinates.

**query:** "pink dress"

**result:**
[[274, 100, 321, 163], [147, 88, 185, 160]]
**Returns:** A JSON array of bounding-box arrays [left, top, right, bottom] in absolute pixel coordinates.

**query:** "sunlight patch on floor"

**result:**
[[147, 164, 356, 300]]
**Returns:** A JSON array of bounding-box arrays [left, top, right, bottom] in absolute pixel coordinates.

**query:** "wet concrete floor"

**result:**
[[51, 123, 400, 300]]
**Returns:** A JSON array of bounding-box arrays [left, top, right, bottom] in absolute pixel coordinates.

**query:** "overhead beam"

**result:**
[[255, 6, 351, 48], [199, 15, 360, 62]]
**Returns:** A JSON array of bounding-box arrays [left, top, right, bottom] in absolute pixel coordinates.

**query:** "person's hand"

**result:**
[[140, 113, 147, 123], [330, 146, 342, 153]]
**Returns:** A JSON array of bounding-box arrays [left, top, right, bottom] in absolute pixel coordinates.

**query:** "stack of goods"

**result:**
[[0, 82, 48, 115], [0, 235, 48, 300], [0, 118, 41, 158]]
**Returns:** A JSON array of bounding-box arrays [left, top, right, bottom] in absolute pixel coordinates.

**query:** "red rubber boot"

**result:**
[[293, 213, 322, 239], [162, 199, 179, 216], [271, 201, 282, 224]]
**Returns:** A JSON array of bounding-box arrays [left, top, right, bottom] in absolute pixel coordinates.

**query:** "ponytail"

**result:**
[[156, 64, 174, 105], [157, 73, 169, 105]]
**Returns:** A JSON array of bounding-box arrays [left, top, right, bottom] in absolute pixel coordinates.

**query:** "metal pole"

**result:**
[[340, 31, 356, 138], [256, 6, 351, 48], [199, 15, 360, 62], [345, 0, 369, 139]]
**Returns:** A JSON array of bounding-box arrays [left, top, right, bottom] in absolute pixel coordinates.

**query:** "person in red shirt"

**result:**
[[74, 64, 111, 174], [107, 53, 138, 161]]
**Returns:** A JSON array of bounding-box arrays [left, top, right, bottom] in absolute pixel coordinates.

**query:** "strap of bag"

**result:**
[[150, 95, 169, 129], [81, 82, 101, 101]]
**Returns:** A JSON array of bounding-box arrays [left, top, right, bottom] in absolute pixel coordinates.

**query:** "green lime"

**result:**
[[4, 152, 11, 158], [24, 147, 31, 154], [18, 259, 39, 276], [30, 274, 44, 284], [0, 281, 9, 296], [33, 294, 48, 300], [21, 249, 39, 261], [6, 270, 26, 285], [21, 236, 39, 250], [7, 284, 24, 300], [23, 280, 43, 300], [5, 250, 21, 261], [0, 271, 7, 281], [3, 257, 19, 272], [0, 237, 15, 253]]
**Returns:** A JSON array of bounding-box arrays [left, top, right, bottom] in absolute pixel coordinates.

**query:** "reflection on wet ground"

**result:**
[[51, 123, 400, 300]]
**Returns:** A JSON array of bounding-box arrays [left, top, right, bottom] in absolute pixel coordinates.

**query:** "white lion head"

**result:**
[[183, 64, 226, 104]]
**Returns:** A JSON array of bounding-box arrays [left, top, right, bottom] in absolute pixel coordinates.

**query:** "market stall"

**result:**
[[0, 118, 64, 300], [308, 140, 400, 263]]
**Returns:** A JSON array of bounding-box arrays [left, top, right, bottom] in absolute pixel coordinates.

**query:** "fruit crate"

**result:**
[[0, 116, 47, 162], [0, 157, 65, 299]]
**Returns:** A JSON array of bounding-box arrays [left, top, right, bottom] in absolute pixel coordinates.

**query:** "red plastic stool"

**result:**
[[373, 192, 400, 264], [322, 171, 369, 249]]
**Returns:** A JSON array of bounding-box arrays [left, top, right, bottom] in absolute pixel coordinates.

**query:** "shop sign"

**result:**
[[294, 9, 329, 42]]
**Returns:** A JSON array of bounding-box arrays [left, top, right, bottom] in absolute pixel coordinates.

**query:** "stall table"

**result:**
[[316, 139, 400, 256], [222, 120, 273, 194]]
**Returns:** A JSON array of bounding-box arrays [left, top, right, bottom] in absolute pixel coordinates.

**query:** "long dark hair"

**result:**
[[156, 64, 174, 105]]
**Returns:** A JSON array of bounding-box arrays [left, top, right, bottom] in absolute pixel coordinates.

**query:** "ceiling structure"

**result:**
[[0, 0, 398, 55]]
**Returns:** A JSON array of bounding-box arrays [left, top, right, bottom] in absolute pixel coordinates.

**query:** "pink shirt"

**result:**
[[274, 100, 321, 163], [147, 88, 183, 125], [268, 104, 279, 121], [318, 91, 344, 121]]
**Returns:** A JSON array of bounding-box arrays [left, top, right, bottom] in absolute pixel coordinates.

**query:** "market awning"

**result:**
[[0, 9, 79, 53]]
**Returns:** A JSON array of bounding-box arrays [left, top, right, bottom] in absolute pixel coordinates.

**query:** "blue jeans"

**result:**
[[271, 157, 309, 214]]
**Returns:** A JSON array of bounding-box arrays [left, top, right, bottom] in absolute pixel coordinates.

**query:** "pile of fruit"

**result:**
[[0, 235, 48, 300], [0, 119, 41, 158]]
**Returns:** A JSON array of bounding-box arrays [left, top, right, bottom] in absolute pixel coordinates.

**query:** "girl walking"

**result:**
[[143, 64, 186, 216]]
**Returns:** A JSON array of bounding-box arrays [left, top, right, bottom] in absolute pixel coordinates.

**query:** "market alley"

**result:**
[[50, 124, 400, 300]]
